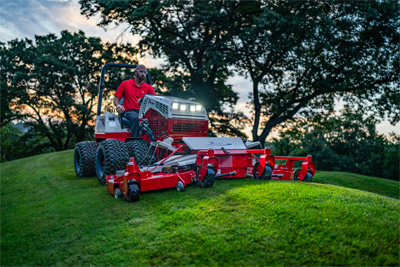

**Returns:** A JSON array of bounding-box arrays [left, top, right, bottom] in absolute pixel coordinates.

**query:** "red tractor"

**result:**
[[73, 63, 316, 202]]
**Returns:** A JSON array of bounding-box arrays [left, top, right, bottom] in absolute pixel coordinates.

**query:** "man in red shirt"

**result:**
[[114, 64, 156, 137]]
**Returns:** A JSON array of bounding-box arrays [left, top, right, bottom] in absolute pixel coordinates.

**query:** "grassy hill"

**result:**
[[1, 150, 399, 266]]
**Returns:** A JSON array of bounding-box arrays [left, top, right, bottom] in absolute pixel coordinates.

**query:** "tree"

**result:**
[[79, 0, 252, 137], [1, 30, 137, 151], [233, 0, 399, 144], [271, 106, 400, 180]]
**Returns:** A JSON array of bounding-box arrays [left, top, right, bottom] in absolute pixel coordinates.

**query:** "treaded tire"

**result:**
[[126, 140, 156, 167], [74, 141, 97, 177], [197, 164, 215, 188], [96, 140, 129, 185]]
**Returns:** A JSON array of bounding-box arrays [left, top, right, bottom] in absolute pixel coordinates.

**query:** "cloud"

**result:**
[[0, 0, 140, 45]]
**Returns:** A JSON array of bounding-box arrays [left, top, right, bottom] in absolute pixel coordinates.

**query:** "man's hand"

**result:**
[[116, 104, 125, 114]]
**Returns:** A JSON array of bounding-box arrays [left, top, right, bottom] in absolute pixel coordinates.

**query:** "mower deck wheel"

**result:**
[[176, 181, 185, 192], [126, 183, 140, 202], [253, 162, 272, 180], [294, 169, 313, 182], [114, 188, 122, 198], [197, 164, 216, 188], [304, 171, 313, 182], [74, 141, 97, 177]]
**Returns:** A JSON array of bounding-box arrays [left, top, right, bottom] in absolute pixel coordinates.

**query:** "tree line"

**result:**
[[1, 1, 399, 179]]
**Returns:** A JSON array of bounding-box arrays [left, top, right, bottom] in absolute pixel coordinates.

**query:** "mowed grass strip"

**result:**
[[1, 150, 399, 266]]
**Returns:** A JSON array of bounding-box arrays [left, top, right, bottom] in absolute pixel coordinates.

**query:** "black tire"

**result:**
[[294, 169, 301, 181], [253, 162, 272, 180], [304, 171, 313, 182], [197, 164, 215, 188], [95, 140, 129, 185], [74, 141, 97, 177], [253, 162, 264, 180], [294, 169, 313, 182], [126, 139, 156, 166], [126, 183, 140, 202]]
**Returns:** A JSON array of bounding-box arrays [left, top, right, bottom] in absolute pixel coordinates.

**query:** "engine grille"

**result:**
[[148, 119, 165, 138], [172, 122, 207, 133]]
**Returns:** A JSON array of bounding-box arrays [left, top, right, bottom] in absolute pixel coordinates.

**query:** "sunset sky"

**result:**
[[1, 0, 398, 137]]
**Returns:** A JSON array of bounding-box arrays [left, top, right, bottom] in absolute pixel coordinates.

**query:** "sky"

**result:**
[[1, 0, 398, 138]]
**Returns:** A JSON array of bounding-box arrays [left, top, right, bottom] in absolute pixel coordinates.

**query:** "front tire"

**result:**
[[126, 140, 156, 167], [74, 141, 97, 177], [95, 140, 129, 185]]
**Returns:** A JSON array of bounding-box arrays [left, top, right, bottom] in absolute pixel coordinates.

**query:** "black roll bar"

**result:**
[[97, 63, 153, 116]]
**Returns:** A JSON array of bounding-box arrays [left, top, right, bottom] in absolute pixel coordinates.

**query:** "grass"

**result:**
[[1, 150, 399, 266], [314, 171, 400, 199]]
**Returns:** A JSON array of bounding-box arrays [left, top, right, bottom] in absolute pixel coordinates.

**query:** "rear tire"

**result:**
[[126, 140, 156, 167], [95, 140, 129, 185], [74, 141, 97, 177]]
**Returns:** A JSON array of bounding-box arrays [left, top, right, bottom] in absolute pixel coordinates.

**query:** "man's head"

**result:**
[[135, 64, 147, 82]]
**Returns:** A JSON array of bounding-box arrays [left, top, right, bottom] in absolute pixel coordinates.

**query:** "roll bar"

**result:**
[[97, 63, 153, 116]]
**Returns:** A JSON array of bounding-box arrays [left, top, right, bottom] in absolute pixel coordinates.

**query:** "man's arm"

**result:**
[[114, 96, 125, 114]]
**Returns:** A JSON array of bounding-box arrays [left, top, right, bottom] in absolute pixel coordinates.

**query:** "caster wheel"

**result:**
[[176, 181, 185, 192]]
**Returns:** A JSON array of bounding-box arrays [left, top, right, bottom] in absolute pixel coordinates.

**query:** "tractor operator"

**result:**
[[114, 64, 155, 137]]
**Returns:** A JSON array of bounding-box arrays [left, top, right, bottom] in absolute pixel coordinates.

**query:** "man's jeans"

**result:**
[[122, 110, 140, 137]]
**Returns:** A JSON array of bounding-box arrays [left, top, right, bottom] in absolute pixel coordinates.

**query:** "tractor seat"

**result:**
[[119, 114, 131, 129]]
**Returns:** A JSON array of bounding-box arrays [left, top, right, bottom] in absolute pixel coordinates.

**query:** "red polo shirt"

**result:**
[[114, 80, 156, 111]]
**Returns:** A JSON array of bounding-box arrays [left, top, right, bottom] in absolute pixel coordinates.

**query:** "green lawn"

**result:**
[[314, 171, 400, 199], [1, 150, 399, 266]]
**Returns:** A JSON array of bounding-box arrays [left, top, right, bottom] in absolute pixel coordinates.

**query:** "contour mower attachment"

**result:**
[[249, 148, 316, 181], [106, 147, 218, 202]]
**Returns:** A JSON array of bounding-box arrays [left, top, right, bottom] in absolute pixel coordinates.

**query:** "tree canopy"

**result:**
[[79, 0, 254, 136], [80, 0, 399, 143], [1, 30, 137, 150], [233, 0, 399, 144]]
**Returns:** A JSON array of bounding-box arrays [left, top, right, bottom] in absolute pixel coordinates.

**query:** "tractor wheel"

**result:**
[[253, 162, 272, 180], [197, 164, 216, 188], [126, 140, 156, 167], [126, 183, 140, 202], [95, 140, 129, 185], [74, 141, 97, 177]]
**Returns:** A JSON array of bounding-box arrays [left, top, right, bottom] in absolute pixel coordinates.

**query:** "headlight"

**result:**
[[172, 102, 179, 110], [190, 105, 196, 112], [196, 104, 202, 111], [179, 104, 187, 111]]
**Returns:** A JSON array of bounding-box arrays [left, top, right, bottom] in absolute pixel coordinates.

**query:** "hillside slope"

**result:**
[[1, 150, 399, 266]]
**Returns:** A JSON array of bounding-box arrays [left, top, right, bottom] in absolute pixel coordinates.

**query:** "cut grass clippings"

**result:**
[[1, 150, 399, 266]]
